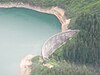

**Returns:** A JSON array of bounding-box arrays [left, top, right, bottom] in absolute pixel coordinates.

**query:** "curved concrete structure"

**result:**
[[42, 30, 79, 59]]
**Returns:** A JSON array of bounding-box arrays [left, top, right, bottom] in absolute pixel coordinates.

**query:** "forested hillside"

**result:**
[[0, 0, 100, 75], [53, 13, 100, 66]]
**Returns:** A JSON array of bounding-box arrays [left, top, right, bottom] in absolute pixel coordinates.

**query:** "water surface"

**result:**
[[0, 8, 61, 75]]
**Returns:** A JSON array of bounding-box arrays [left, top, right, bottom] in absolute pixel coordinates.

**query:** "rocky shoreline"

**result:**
[[0, 2, 70, 32]]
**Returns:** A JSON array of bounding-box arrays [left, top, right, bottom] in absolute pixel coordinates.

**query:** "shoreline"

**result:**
[[0, 2, 70, 32]]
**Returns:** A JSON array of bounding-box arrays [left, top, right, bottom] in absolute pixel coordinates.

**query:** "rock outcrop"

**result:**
[[43, 63, 53, 69], [50, 7, 70, 32], [20, 54, 34, 75]]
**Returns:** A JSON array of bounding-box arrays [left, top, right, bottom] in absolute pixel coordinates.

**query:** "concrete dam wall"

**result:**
[[42, 30, 79, 59]]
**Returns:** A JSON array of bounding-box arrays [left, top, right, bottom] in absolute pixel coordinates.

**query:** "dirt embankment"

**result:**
[[0, 2, 70, 32]]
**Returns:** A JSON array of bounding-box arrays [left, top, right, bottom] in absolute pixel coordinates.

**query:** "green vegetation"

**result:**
[[0, 0, 100, 17], [0, 0, 100, 75], [31, 57, 96, 75], [53, 13, 100, 66], [51, 12, 100, 75]]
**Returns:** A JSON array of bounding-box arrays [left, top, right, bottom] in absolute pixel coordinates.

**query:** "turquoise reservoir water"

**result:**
[[0, 8, 61, 75]]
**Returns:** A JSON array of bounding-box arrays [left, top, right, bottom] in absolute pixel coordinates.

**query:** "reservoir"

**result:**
[[0, 8, 61, 75]]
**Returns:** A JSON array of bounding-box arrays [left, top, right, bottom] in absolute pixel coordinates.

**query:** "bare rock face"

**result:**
[[20, 54, 34, 75]]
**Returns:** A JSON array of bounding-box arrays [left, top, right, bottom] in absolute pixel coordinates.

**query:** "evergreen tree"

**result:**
[[62, 13, 100, 66]]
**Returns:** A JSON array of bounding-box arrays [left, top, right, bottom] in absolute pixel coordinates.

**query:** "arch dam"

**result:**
[[42, 30, 79, 59]]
